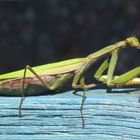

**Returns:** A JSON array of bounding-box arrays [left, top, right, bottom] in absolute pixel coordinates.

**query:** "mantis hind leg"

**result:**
[[19, 65, 73, 117], [72, 59, 97, 128]]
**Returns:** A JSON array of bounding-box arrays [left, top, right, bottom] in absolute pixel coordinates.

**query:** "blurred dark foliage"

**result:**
[[0, 0, 140, 76]]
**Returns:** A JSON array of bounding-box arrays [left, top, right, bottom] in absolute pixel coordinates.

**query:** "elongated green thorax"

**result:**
[[87, 41, 126, 59]]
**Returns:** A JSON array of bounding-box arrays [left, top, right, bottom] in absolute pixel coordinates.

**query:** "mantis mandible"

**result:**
[[0, 36, 139, 128]]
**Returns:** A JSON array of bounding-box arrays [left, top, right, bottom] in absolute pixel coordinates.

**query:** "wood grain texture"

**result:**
[[0, 89, 140, 140]]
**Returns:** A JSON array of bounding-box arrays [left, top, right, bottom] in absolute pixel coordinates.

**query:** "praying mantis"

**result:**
[[0, 36, 139, 128]]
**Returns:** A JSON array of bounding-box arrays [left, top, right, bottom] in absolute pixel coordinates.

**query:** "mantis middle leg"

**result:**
[[72, 59, 97, 89], [72, 76, 87, 128], [72, 59, 97, 128]]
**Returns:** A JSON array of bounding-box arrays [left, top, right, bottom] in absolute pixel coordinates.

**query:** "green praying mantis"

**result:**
[[0, 36, 140, 128]]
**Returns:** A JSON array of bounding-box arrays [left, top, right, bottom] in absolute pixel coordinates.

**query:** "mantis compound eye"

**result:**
[[125, 36, 140, 49]]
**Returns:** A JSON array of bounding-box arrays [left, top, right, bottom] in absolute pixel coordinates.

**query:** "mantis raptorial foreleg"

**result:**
[[106, 49, 119, 86], [19, 65, 73, 116], [94, 50, 140, 86], [94, 49, 119, 85], [104, 50, 140, 86], [110, 66, 140, 85], [94, 58, 110, 82]]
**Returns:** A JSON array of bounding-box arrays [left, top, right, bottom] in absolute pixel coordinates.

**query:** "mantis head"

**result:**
[[126, 37, 140, 49]]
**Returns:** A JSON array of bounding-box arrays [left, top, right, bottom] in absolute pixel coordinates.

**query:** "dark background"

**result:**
[[0, 0, 140, 76]]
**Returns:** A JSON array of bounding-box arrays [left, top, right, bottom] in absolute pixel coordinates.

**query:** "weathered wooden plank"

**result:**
[[0, 89, 140, 140]]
